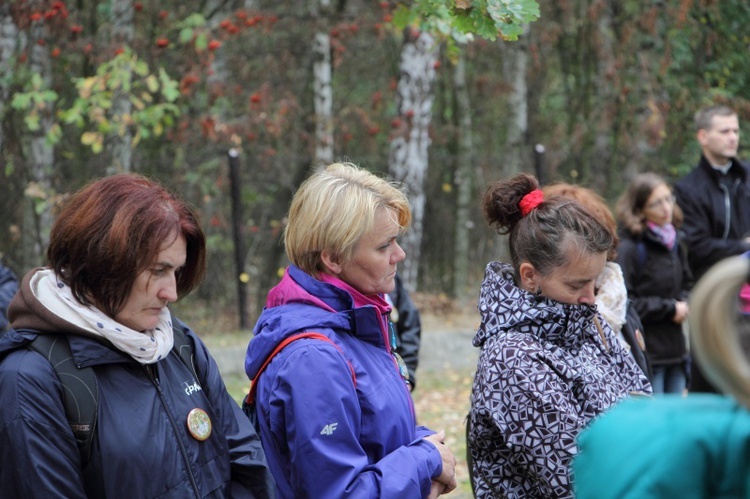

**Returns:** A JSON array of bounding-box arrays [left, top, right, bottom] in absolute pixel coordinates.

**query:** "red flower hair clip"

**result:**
[[519, 189, 544, 217]]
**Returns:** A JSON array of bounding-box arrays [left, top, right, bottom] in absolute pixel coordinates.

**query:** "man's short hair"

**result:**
[[695, 105, 737, 133]]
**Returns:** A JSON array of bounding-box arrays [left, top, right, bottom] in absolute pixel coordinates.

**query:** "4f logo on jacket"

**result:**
[[320, 422, 338, 435]]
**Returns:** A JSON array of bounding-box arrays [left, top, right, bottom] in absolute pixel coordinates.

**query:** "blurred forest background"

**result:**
[[2, 0, 750, 329]]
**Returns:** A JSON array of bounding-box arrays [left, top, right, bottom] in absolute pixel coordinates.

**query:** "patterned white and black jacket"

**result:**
[[468, 262, 652, 498]]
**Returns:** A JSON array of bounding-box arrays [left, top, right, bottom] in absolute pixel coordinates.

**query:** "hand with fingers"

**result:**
[[423, 430, 457, 497]]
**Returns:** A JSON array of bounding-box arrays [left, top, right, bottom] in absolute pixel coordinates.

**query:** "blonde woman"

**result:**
[[244, 163, 456, 498]]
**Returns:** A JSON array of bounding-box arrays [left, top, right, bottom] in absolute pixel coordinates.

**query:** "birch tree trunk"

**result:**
[[388, 28, 437, 292], [313, 31, 333, 165], [107, 0, 134, 174], [499, 25, 530, 177], [312, 0, 334, 166], [452, 52, 474, 298]]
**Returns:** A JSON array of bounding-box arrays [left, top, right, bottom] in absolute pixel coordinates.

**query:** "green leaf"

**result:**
[[157, 68, 180, 102], [24, 112, 40, 131], [81, 131, 98, 145], [195, 33, 208, 51], [392, 5, 416, 30], [11, 93, 32, 110], [145, 75, 159, 93], [179, 27, 194, 44]]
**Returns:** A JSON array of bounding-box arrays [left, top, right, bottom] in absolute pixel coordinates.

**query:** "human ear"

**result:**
[[320, 249, 343, 275], [696, 129, 708, 147], [518, 262, 538, 293]]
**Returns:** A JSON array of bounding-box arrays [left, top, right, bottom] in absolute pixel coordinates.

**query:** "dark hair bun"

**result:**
[[482, 173, 540, 235]]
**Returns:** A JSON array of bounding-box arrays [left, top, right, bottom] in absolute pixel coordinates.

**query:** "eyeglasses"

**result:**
[[644, 194, 676, 210]]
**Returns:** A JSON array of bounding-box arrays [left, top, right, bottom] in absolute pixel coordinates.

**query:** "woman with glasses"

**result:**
[[616, 173, 694, 394]]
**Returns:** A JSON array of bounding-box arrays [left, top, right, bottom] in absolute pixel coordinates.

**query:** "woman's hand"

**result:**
[[423, 430, 457, 494], [427, 480, 446, 499]]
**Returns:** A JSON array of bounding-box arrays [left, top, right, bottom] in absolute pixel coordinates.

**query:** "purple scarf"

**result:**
[[647, 221, 676, 250]]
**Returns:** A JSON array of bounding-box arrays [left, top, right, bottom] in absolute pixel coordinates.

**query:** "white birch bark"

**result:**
[[313, 31, 333, 165], [499, 25, 529, 177], [388, 29, 438, 292], [311, 0, 333, 166]]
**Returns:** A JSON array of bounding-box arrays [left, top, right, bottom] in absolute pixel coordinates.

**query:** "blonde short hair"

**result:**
[[689, 255, 750, 408], [284, 162, 411, 276]]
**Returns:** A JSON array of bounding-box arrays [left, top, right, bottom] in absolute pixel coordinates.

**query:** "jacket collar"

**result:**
[[246, 266, 386, 378], [472, 261, 601, 349], [698, 154, 748, 183]]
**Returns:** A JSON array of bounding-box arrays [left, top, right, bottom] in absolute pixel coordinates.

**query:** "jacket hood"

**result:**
[[1, 269, 134, 367], [472, 261, 600, 348], [8, 267, 92, 338], [245, 266, 384, 379]]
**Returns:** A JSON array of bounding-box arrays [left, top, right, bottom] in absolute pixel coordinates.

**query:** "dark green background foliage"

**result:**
[[2, 0, 749, 327]]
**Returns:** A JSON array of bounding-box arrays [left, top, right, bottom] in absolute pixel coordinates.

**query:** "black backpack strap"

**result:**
[[27, 334, 98, 468], [171, 317, 199, 383], [26, 319, 195, 470]]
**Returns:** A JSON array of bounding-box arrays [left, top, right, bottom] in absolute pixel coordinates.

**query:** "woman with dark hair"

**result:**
[[467, 173, 651, 498], [543, 182, 652, 381], [615, 173, 693, 394], [0, 174, 273, 498]]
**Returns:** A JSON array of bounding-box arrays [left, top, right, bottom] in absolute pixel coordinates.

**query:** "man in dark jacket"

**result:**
[[674, 104, 750, 392], [0, 262, 18, 333]]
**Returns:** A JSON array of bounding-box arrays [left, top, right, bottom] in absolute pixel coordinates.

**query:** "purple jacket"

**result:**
[[245, 266, 442, 498]]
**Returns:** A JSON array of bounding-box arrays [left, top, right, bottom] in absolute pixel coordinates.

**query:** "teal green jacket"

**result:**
[[574, 394, 750, 498]]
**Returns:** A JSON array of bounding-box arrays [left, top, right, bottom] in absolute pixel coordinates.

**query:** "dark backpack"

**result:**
[[26, 319, 198, 468]]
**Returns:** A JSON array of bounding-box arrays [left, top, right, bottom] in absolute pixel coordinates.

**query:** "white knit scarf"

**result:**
[[31, 269, 174, 364], [595, 262, 630, 350]]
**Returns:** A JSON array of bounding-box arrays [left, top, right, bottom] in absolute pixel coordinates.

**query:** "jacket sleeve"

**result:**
[[674, 181, 750, 269], [678, 240, 694, 300], [260, 342, 442, 498], [0, 263, 18, 332], [0, 347, 88, 498], [186, 329, 276, 499], [390, 275, 422, 388]]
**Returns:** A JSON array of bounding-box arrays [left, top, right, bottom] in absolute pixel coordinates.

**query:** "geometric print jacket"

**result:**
[[468, 262, 652, 498]]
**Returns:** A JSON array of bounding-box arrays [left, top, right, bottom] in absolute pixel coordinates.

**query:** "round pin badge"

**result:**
[[186, 408, 212, 441]]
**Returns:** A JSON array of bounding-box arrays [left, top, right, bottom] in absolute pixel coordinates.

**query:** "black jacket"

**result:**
[[388, 274, 421, 389], [674, 155, 750, 280], [620, 302, 653, 381], [617, 229, 693, 365]]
